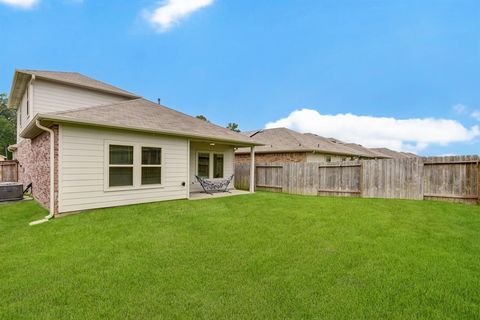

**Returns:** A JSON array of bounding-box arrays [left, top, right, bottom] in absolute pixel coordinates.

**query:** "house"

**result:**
[[325, 137, 391, 159], [0, 155, 6, 161], [7, 70, 260, 217], [235, 128, 383, 164], [369, 148, 419, 159]]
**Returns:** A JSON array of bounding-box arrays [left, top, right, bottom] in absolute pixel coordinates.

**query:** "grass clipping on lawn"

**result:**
[[1, 192, 479, 319]]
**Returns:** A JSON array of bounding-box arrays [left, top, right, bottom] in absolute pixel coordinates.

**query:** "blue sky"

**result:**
[[0, 0, 479, 155]]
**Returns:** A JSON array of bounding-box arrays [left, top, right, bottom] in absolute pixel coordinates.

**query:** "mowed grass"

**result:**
[[1, 193, 480, 319]]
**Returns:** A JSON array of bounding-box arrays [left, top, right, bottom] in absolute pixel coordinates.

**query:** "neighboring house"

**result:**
[[235, 128, 381, 164], [0, 155, 6, 161], [369, 148, 419, 159], [8, 69, 260, 215], [325, 137, 389, 158]]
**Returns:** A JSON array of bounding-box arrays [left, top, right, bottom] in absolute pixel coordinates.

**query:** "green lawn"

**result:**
[[1, 193, 479, 319]]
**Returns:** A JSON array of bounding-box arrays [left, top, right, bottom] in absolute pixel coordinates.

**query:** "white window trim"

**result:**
[[140, 145, 163, 186], [195, 151, 225, 180], [104, 140, 164, 192]]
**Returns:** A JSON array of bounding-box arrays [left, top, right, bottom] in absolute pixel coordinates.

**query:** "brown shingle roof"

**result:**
[[17, 70, 140, 98], [370, 148, 419, 158], [236, 128, 374, 157], [26, 98, 260, 146]]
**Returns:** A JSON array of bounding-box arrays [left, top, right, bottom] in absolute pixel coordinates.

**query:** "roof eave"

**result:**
[[7, 70, 18, 108], [235, 148, 369, 157], [21, 113, 263, 147], [7, 70, 30, 108]]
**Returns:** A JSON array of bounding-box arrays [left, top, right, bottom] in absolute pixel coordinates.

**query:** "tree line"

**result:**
[[196, 115, 240, 132], [0, 93, 16, 159]]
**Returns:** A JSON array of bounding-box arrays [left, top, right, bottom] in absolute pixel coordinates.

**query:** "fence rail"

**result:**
[[235, 155, 479, 204], [0, 160, 18, 182]]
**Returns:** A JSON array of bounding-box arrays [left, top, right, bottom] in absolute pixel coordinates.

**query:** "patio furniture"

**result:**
[[195, 174, 234, 195]]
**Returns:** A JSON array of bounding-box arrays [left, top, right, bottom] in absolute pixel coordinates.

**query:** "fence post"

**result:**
[[359, 160, 363, 198], [478, 161, 480, 204]]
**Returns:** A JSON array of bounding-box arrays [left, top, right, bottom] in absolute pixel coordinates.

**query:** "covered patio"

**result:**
[[188, 139, 256, 198]]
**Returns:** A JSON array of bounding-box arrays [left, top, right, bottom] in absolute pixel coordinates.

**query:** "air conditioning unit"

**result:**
[[0, 182, 23, 202]]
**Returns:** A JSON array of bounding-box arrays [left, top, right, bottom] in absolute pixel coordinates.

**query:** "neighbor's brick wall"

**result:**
[[17, 125, 59, 213], [235, 152, 307, 164]]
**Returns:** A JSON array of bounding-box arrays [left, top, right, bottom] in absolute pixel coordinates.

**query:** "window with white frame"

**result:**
[[197, 152, 224, 179], [141, 147, 162, 185], [213, 154, 224, 178], [197, 152, 210, 178], [107, 143, 163, 189], [109, 145, 134, 187]]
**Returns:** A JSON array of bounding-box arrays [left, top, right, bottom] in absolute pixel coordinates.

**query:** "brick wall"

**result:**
[[17, 125, 59, 213], [235, 152, 307, 164]]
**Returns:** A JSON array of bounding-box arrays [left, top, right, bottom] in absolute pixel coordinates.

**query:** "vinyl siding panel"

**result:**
[[58, 125, 189, 213], [16, 85, 33, 141], [306, 153, 349, 163], [17, 89, 26, 141], [189, 141, 235, 193], [34, 79, 128, 114]]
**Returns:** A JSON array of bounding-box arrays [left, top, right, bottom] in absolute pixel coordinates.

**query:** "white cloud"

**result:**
[[0, 0, 38, 8], [265, 109, 480, 153], [144, 0, 214, 32], [472, 111, 480, 121], [453, 103, 467, 115]]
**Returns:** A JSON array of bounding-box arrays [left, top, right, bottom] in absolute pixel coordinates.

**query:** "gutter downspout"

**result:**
[[29, 119, 55, 226]]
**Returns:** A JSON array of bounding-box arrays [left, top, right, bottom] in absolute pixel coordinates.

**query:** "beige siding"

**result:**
[[58, 124, 189, 213], [189, 142, 235, 193], [306, 153, 350, 163], [34, 79, 128, 115], [17, 86, 32, 141]]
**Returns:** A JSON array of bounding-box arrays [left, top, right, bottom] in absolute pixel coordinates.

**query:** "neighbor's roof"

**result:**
[[324, 137, 390, 159], [22, 98, 261, 146], [370, 148, 418, 159], [8, 70, 140, 107], [236, 128, 374, 157], [344, 143, 390, 158]]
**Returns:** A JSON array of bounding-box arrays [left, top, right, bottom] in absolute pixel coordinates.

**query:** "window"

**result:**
[[141, 147, 162, 185], [26, 86, 30, 117], [197, 153, 210, 178], [106, 142, 164, 190], [213, 154, 224, 178], [326, 155, 332, 163], [197, 152, 225, 179], [109, 145, 134, 187]]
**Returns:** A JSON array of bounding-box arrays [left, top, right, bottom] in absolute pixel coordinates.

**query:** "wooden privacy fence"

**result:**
[[235, 155, 480, 204], [0, 160, 18, 182]]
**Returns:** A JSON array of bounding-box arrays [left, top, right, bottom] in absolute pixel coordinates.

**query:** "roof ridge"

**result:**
[[268, 127, 305, 146], [49, 98, 144, 115], [286, 129, 307, 147], [17, 69, 79, 74]]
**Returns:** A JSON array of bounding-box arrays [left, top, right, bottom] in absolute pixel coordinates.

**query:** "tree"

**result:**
[[196, 115, 209, 122], [226, 122, 240, 132], [0, 93, 16, 159]]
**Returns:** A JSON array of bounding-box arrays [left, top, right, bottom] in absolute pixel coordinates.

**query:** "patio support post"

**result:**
[[249, 146, 255, 193]]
